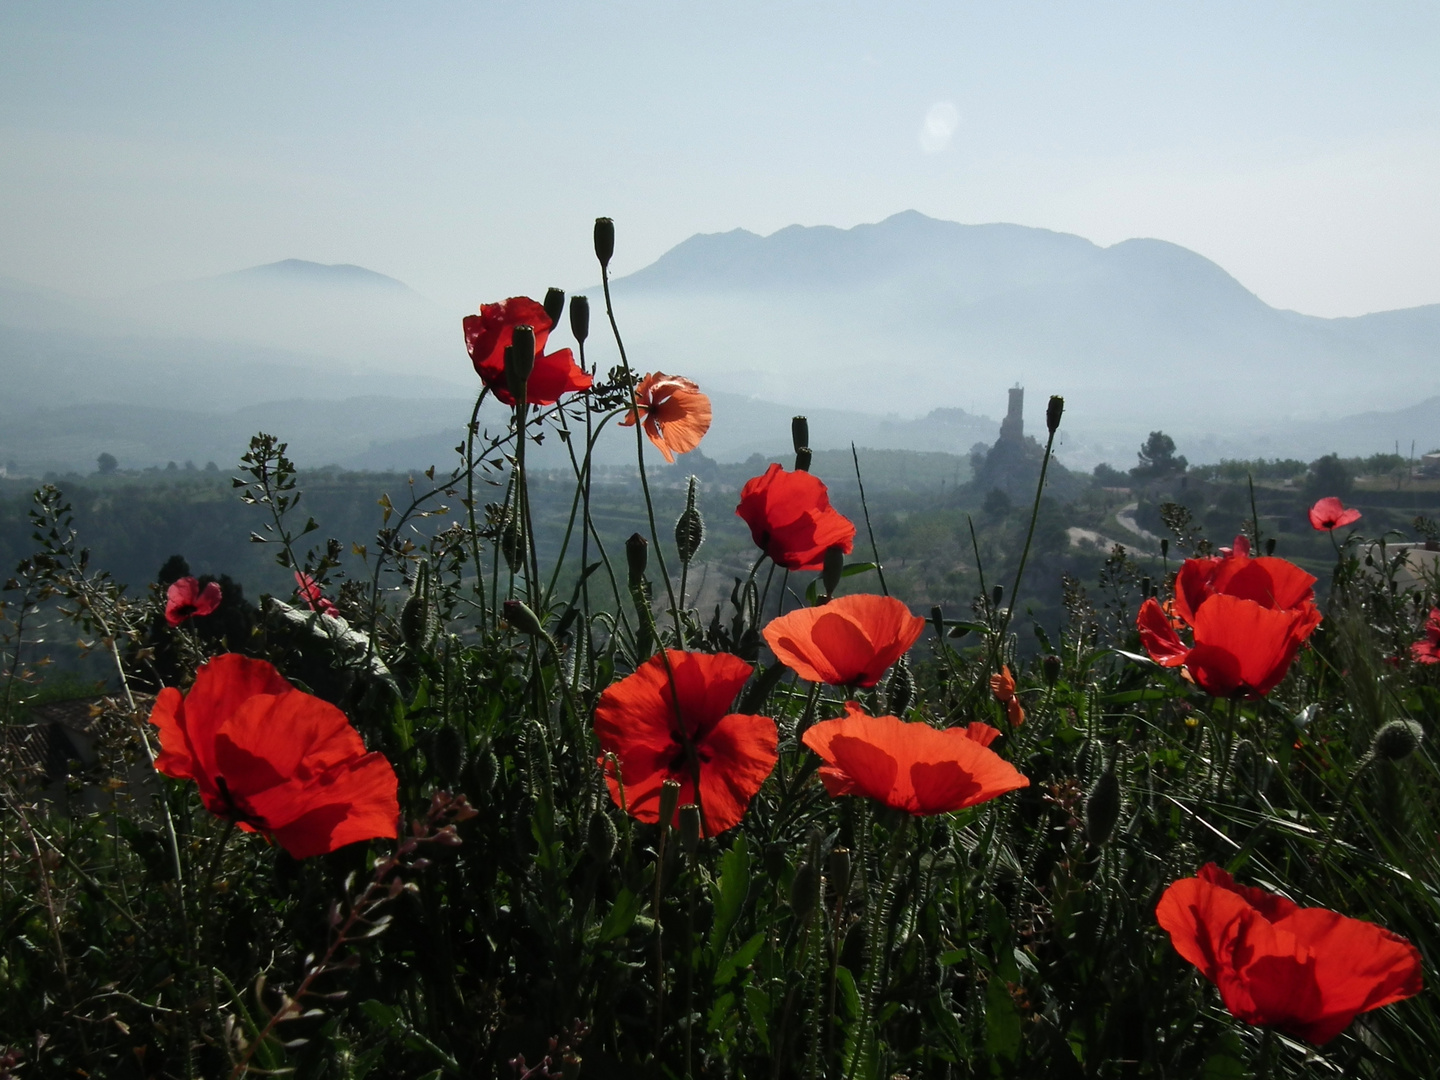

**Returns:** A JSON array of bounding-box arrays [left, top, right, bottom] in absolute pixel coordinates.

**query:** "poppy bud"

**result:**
[[792, 416, 811, 472], [1372, 719, 1424, 762], [822, 545, 844, 600], [930, 605, 946, 640], [477, 750, 499, 793], [790, 860, 819, 921], [569, 294, 590, 345], [503, 599, 546, 638], [1160, 538, 1169, 560], [626, 532, 648, 590], [1042, 654, 1062, 687], [991, 585, 1004, 611], [543, 287, 565, 328], [827, 847, 851, 895], [1265, 537, 1276, 556], [886, 657, 914, 715], [587, 808, 618, 864], [594, 217, 615, 270], [675, 477, 705, 565], [1084, 768, 1121, 846], [1046, 395, 1064, 435], [657, 778, 681, 831], [504, 325, 536, 404], [678, 803, 701, 855], [401, 560, 438, 649], [1139, 576, 1151, 599]]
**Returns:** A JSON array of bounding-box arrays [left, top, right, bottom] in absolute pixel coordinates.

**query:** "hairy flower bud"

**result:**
[[886, 657, 914, 715], [431, 724, 465, 787], [930, 605, 946, 640], [504, 325, 536, 404], [401, 560, 438, 649], [587, 808, 618, 864], [675, 477, 705, 565], [792, 416, 811, 472], [1372, 719, 1424, 762], [543, 287, 566, 328], [569, 294, 590, 345], [1046, 394, 1064, 435], [1084, 768, 1122, 846], [594, 217, 615, 269], [991, 585, 1005, 611], [626, 532, 648, 590], [501, 513, 525, 574], [503, 599, 546, 638], [826, 847, 851, 896], [822, 545, 844, 600], [1042, 654, 1062, 687]]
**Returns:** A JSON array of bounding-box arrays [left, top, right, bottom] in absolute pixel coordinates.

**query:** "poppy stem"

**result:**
[[846, 816, 910, 1079], [850, 443, 889, 598], [198, 817, 237, 904], [599, 262, 685, 645], [464, 386, 489, 619], [993, 411, 1059, 670]]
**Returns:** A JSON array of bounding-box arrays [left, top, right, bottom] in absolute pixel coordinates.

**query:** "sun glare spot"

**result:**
[[918, 101, 960, 154]]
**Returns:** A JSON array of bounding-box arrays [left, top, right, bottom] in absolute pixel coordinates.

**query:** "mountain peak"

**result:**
[[222, 259, 415, 293]]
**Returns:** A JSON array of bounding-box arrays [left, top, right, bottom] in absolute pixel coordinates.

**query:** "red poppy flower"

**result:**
[[1156, 863, 1422, 1045], [148, 654, 399, 859], [462, 295, 593, 406], [295, 571, 340, 617], [1308, 497, 1362, 531], [762, 594, 924, 688], [593, 650, 778, 837], [988, 665, 1026, 726], [1137, 541, 1322, 697], [735, 463, 856, 571], [801, 703, 1027, 815], [619, 372, 712, 463], [1411, 607, 1440, 664], [166, 576, 222, 626]]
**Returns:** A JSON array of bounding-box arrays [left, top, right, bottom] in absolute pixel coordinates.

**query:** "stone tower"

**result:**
[[998, 386, 1024, 444]]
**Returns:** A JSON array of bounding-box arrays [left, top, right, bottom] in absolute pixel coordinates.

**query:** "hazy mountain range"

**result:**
[[1, 213, 1437, 476]]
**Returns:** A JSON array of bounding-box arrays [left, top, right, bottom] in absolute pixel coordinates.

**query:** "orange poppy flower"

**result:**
[[1138, 540, 1322, 697], [593, 650, 778, 836], [762, 594, 925, 688], [1411, 607, 1440, 664], [988, 665, 1025, 726], [463, 295, 593, 406], [148, 654, 399, 858], [1157, 863, 1422, 1045], [735, 463, 856, 571], [619, 372, 712, 463], [801, 703, 1027, 816]]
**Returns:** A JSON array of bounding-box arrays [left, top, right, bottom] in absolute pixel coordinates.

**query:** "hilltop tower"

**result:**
[[998, 385, 1024, 444]]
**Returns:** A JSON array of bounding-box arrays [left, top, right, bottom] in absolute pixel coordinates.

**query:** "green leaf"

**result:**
[[709, 835, 750, 956], [984, 975, 1022, 1067], [595, 888, 640, 944]]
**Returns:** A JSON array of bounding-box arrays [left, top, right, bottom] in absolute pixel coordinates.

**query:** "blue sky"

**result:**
[[2, 1, 1438, 316]]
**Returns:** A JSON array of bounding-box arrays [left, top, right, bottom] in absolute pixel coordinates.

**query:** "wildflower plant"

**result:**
[[0, 219, 1436, 1080]]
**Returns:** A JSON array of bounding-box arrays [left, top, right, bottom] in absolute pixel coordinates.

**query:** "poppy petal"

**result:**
[[1137, 597, 1189, 666]]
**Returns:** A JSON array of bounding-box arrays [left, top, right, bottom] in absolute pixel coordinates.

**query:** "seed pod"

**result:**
[[826, 847, 851, 896], [1084, 768, 1122, 846], [1372, 719, 1424, 762], [569, 294, 590, 345], [792, 416, 811, 471], [678, 804, 701, 855], [1264, 537, 1277, 556], [656, 778, 682, 832], [1042, 654, 1062, 687], [505, 325, 536, 403], [1046, 394, 1064, 435], [587, 808, 618, 864], [790, 860, 819, 921], [1160, 538, 1169, 560], [543, 287, 565, 328], [594, 217, 615, 269], [675, 477, 705, 565], [886, 657, 914, 716], [626, 532, 648, 590]]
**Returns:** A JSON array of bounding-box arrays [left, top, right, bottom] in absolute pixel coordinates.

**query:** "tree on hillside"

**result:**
[[96, 452, 118, 475], [1304, 453, 1354, 501], [1131, 431, 1187, 482]]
